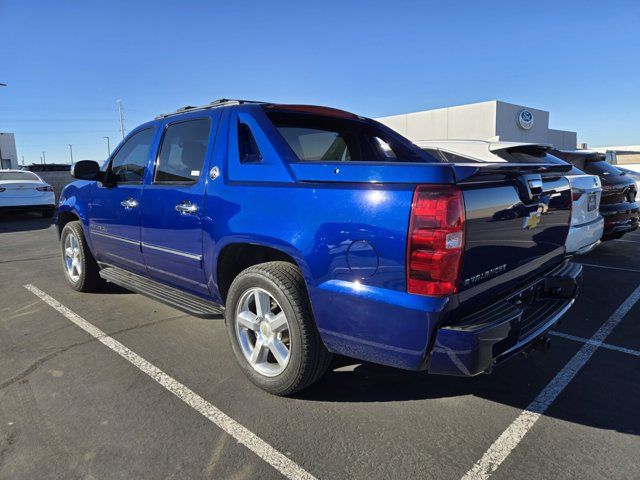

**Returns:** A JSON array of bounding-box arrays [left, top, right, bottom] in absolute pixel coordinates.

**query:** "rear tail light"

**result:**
[[36, 185, 54, 192], [571, 189, 583, 202], [406, 185, 465, 296]]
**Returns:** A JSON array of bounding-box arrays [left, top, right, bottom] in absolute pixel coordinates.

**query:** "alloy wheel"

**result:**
[[64, 233, 82, 283], [234, 287, 291, 377]]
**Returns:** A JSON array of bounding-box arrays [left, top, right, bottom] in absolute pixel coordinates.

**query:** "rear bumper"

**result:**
[[0, 203, 55, 213], [565, 216, 604, 254], [600, 203, 639, 238], [0, 193, 55, 209], [427, 261, 582, 376]]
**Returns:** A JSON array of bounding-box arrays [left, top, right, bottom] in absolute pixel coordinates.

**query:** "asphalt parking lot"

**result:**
[[1, 213, 639, 480]]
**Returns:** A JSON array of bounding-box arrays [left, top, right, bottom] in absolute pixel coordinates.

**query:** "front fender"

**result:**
[[56, 181, 94, 252]]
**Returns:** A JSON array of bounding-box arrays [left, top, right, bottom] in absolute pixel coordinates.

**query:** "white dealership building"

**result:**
[[376, 100, 577, 150], [0, 132, 19, 169]]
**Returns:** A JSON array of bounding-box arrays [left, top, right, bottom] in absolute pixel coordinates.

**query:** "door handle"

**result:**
[[175, 201, 199, 215], [120, 198, 138, 210]]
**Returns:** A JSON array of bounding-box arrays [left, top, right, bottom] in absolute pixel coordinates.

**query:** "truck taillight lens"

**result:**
[[407, 185, 465, 296], [571, 189, 583, 201], [36, 185, 54, 192]]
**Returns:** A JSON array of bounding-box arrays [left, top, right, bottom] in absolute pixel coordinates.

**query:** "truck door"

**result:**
[[89, 127, 155, 274], [140, 114, 219, 295]]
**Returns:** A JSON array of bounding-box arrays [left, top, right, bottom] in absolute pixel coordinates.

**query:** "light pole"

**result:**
[[0, 84, 5, 168], [68, 144, 74, 164], [42, 151, 46, 164], [103, 136, 111, 156], [117, 99, 125, 140]]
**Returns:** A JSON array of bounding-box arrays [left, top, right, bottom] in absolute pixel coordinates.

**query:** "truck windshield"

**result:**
[[266, 111, 437, 163]]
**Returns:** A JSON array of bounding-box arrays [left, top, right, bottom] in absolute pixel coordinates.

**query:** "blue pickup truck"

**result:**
[[57, 99, 582, 395]]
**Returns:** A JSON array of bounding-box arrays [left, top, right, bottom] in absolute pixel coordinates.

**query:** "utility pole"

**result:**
[[68, 144, 74, 164], [42, 151, 46, 164], [103, 136, 111, 156], [117, 99, 125, 140], [21, 155, 25, 165]]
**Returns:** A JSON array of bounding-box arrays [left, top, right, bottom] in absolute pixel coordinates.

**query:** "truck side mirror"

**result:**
[[71, 160, 101, 180]]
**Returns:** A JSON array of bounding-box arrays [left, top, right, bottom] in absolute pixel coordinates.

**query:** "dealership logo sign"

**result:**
[[517, 109, 534, 130]]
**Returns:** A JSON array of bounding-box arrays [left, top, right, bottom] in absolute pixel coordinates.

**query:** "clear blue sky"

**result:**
[[1, 0, 638, 164]]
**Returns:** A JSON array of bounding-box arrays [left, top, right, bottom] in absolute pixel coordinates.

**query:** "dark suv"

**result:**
[[551, 149, 639, 240]]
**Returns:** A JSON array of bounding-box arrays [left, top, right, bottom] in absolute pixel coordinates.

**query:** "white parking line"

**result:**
[[24, 284, 316, 480], [461, 283, 640, 480], [549, 331, 640, 357]]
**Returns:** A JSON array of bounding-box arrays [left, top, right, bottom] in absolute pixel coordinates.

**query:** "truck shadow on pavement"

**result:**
[[95, 282, 136, 295], [0, 212, 53, 233], [296, 352, 640, 436]]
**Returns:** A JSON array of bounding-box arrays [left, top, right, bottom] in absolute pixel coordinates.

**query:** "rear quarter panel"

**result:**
[[203, 180, 452, 368]]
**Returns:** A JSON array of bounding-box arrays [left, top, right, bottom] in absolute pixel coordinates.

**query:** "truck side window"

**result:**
[[110, 128, 154, 183], [238, 122, 262, 163], [154, 118, 211, 184]]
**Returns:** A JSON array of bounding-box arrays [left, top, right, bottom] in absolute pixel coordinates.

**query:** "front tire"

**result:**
[[224, 261, 332, 396], [60, 221, 104, 292]]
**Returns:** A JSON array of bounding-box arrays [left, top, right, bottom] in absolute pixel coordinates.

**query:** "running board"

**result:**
[[99, 267, 224, 319]]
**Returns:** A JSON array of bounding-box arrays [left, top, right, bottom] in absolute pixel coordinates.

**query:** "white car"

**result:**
[[0, 170, 56, 217], [415, 140, 604, 255]]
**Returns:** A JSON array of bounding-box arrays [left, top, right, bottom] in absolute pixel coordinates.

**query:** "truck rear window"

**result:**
[[0, 171, 39, 181], [494, 146, 568, 165], [265, 111, 435, 163], [584, 161, 623, 176]]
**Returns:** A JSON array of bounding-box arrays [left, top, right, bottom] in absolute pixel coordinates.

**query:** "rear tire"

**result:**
[[60, 221, 104, 292], [224, 261, 332, 396]]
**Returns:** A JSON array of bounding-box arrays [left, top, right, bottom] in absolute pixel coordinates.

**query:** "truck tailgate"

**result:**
[[453, 163, 572, 306]]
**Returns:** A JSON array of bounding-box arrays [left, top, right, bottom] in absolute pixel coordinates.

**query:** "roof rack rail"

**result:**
[[155, 98, 263, 119]]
